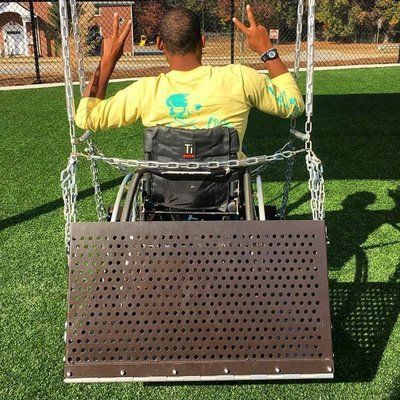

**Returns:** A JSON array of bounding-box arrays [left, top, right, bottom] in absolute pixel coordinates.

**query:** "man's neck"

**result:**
[[168, 54, 202, 72]]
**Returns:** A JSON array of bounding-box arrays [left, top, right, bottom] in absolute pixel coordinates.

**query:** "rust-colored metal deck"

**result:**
[[64, 220, 333, 382]]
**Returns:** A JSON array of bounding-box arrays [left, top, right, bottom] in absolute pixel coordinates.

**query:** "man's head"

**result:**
[[157, 7, 205, 64]]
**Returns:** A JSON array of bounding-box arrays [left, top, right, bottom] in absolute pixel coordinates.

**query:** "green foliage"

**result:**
[[317, 0, 400, 42], [375, 0, 400, 39], [135, 0, 166, 40], [47, 1, 63, 55], [317, 0, 359, 42], [47, 1, 92, 54]]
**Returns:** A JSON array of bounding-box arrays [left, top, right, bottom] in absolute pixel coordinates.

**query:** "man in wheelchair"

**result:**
[[75, 5, 304, 221]]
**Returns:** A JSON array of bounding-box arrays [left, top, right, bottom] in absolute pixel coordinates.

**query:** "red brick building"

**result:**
[[91, 2, 134, 55]]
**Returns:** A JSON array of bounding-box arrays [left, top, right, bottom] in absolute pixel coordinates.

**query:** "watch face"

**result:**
[[267, 50, 277, 58]]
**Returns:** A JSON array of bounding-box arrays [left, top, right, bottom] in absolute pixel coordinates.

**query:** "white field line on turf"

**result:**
[[0, 63, 399, 91]]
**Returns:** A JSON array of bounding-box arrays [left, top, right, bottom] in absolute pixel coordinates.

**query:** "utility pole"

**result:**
[[377, 18, 382, 43], [28, 0, 42, 83], [239, 0, 245, 54], [230, 0, 235, 64], [130, 1, 135, 56]]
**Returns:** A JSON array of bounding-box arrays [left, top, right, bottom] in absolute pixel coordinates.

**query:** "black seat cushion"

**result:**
[[144, 126, 240, 211]]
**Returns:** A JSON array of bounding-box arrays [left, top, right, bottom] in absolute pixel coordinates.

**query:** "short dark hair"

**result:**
[[159, 7, 202, 55]]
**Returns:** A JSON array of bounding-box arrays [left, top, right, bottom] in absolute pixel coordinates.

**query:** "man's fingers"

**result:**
[[120, 20, 132, 42], [232, 17, 248, 35], [112, 12, 119, 37], [246, 4, 257, 27]]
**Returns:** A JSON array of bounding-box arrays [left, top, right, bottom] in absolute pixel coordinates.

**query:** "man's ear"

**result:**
[[201, 34, 206, 48], [156, 37, 163, 51]]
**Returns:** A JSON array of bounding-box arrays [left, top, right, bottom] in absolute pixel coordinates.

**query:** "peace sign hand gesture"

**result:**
[[101, 12, 132, 69], [233, 4, 272, 56]]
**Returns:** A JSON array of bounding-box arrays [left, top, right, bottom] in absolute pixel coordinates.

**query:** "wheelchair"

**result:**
[[108, 126, 277, 223]]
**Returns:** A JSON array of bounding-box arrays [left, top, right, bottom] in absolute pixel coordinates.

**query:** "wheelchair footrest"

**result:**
[[65, 220, 334, 382]]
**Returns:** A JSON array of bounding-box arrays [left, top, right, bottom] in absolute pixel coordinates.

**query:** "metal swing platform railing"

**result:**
[[59, 0, 333, 383]]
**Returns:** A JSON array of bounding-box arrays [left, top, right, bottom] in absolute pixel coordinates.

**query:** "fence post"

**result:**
[[28, 0, 42, 84], [230, 0, 235, 64], [130, 1, 135, 55], [397, 43, 400, 63]]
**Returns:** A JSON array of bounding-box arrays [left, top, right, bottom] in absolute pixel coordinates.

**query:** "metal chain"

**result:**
[[278, 142, 295, 219], [70, 0, 107, 222], [76, 146, 306, 171], [59, 0, 78, 253], [279, 0, 304, 219], [86, 137, 108, 220], [59, 0, 76, 144], [291, 0, 304, 131], [306, 151, 325, 220], [60, 156, 78, 253], [305, 0, 315, 149], [70, 0, 86, 95], [305, 0, 325, 220]]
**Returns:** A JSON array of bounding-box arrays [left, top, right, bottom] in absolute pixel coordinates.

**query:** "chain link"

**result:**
[[86, 137, 108, 221], [278, 141, 295, 219], [290, 0, 304, 132], [305, 0, 325, 221], [306, 150, 325, 220], [70, 0, 86, 95], [59, 0, 79, 252], [60, 156, 78, 253], [76, 147, 306, 171], [279, 0, 304, 219], [70, 0, 106, 222]]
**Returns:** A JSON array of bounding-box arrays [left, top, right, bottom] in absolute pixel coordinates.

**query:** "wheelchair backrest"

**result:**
[[143, 126, 240, 211], [144, 125, 239, 163]]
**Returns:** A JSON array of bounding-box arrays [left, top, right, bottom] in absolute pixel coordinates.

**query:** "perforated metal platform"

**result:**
[[64, 220, 333, 382]]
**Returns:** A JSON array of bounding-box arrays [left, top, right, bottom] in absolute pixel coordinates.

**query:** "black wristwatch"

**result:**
[[260, 48, 279, 62]]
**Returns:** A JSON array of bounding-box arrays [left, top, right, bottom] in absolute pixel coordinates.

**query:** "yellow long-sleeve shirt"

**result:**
[[75, 64, 304, 156]]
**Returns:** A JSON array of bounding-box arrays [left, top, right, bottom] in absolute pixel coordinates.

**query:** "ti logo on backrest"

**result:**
[[183, 143, 195, 159]]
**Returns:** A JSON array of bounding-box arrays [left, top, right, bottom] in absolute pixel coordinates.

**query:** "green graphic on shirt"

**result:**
[[166, 93, 202, 120], [267, 82, 276, 96], [206, 116, 232, 129], [266, 79, 302, 116], [289, 96, 302, 117]]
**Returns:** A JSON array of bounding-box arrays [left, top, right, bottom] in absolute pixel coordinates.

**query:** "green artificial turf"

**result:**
[[0, 66, 399, 400]]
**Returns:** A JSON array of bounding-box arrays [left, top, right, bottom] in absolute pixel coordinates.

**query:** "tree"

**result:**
[[47, 1, 94, 55], [86, 25, 102, 56], [375, 0, 400, 40], [166, 0, 223, 32], [135, 0, 166, 41], [316, 0, 400, 43], [316, 0, 361, 42]]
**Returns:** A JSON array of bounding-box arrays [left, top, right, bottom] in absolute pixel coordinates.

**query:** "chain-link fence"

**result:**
[[0, 0, 399, 87]]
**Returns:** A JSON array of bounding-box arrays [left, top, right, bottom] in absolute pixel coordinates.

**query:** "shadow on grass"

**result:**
[[245, 93, 400, 181], [389, 378, 400, 400], [295, 187, 400, 383], [0, 177, 122, 232], [327, 188, 400, 283], [330, 281, 400, 383]]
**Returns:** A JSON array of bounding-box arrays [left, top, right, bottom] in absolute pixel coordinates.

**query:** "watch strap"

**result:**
[[261, 48, 279, 62]]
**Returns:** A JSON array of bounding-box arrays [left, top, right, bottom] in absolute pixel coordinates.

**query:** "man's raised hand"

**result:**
[[233, 4, 272, 56], [101, 13, 132, 69]]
